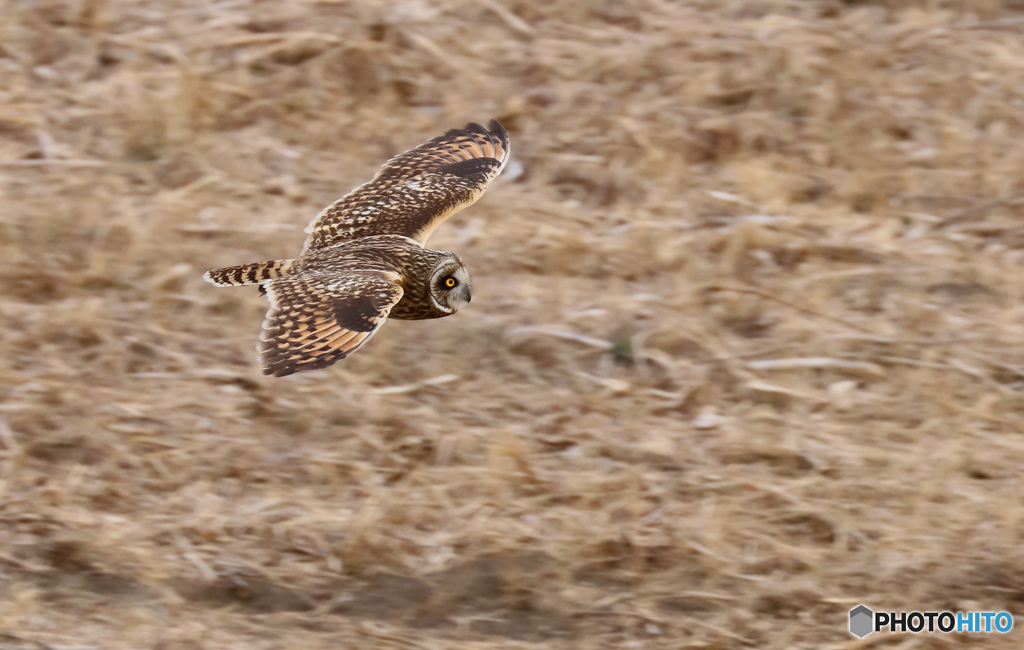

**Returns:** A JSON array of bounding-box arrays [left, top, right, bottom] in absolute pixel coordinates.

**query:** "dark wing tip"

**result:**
[[260, 339, 353, 377], [463, 120, 508, 145], [485, 119, 507, 142], [264, 364, 293, 377], [464, 120, 510, 169]]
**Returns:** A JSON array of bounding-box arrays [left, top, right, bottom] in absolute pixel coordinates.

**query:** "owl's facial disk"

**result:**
[[431, 261, 472, 313]]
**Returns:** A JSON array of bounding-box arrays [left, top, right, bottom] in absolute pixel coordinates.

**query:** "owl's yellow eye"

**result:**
[[444, 277, 457, 288]]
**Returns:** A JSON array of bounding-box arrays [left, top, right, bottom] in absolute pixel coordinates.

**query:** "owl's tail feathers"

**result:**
[[203, 259, 297, 287]]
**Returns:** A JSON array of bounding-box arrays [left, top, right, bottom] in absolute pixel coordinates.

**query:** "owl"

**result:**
[[203, 120, 510, 377]]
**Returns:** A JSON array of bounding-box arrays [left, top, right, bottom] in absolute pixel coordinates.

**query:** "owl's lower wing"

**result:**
[[259, 271, 404, 377], [303, 121, 510, 251]]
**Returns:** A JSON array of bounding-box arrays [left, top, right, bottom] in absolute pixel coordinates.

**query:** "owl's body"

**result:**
[[203, 121, 510, 376], [258, 234, 471, 321]]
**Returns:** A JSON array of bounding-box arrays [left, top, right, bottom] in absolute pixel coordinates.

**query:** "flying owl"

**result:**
[[203, 120, 510, 377]]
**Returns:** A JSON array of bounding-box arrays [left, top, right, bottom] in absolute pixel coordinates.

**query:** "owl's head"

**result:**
[[429, 255, 472, 313]]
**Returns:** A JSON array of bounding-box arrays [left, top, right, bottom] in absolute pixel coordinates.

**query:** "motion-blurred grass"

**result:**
[[2, 1, 1024, 648]]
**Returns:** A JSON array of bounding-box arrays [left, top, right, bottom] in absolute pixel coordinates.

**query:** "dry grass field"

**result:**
[[3, 0, 1024, 648]]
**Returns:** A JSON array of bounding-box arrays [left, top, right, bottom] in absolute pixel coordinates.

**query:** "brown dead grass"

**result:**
[[3, 0, 1024, 648]]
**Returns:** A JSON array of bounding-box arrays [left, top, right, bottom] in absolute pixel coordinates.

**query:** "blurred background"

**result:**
[[2, 0, 1024, 648]]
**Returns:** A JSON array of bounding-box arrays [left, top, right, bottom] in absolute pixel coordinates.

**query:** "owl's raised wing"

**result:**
[[260, 270, 404, 377], [303, 120, 510, 251]]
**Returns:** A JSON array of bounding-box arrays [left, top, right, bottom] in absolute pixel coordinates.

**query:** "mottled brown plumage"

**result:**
[[203, 121, 510, 377], [303, 120, 510, 250]]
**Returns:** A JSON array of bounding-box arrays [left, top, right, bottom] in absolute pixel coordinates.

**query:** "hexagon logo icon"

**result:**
[[849, 604, 874, 638]]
